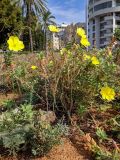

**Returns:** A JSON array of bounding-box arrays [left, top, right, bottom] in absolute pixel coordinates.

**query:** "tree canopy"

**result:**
[[0, 0, 56, 51], [0, 0, 23, 47]]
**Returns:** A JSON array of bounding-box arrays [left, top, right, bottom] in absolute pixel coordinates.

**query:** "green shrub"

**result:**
[[33, 46, 120, 117], [0, 104, 68, 156], [114, 28, 120, 41]]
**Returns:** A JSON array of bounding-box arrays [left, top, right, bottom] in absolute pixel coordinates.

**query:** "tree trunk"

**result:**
[[43, 27, 46, 51], [28, 2, 33, 53], [29, 27, 33, 53], [44, 30, 47, 50]]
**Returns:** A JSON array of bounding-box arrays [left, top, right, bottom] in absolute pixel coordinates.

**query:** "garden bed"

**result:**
[[0, 45, 120, 160]]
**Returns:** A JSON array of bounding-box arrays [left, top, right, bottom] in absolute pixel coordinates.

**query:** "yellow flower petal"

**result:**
[[31, 65, 37, 70], [91, 56, 100, 65], [77, 28, 86, 37], [83, 54, 91, 60], [80, 38, 90, 47], [100, 86, 115, 101], [7, 36, 24, 51], [60, 48, 67, 55], [48, 25, 59, 32]]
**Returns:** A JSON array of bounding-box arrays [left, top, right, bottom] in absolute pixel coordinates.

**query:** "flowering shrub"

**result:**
[[3, 28, 120, 111], [3, 36, 24, 67], [0, 27, 120, 158]]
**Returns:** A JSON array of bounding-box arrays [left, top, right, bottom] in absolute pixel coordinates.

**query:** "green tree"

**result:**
[[42, 11, 55, 50], [114, 28, 120, 41], [14, 0, 47, 52], [34, 22, 44, 50], [0, 0, 23, 48]]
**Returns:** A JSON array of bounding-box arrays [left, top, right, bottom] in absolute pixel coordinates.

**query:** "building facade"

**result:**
[[53, 23, 86, 50], [52, 23, 68, 50], [87, 0, 120, 48]]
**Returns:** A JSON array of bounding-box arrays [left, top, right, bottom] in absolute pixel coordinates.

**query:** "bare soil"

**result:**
[[38, 138, 88, 160], [0, 93, 19, 106], [0, 138, 89, 160]]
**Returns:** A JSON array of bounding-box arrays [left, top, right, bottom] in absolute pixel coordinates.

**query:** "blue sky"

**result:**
[[48, 0, 86, 25]]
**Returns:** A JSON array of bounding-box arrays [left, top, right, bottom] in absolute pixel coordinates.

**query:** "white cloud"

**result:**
[[48, 5, 85, 24]]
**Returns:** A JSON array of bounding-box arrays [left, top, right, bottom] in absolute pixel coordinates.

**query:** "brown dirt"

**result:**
[[0, 138, 89, 160], [38, 138, 87, 160], [0, 93, 19, 106]]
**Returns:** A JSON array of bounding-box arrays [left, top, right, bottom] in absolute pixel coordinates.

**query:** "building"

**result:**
[[56, 23, 86, 50], [87, 0, 120, 49], [52, 33, 60, 50], [52, 23, 68, 50], [62, 23, 86, 46], [52, 22, 86, 50]]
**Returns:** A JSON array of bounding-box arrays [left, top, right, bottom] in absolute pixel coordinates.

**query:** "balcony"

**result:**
[[115, 24, 120, 28], [100, 19, 106, 23], [100, 43, 106, 47], [104, 16, 113, 20], [89, 6, 120, 19], [100, 27, 105, 31], [115, 16, 120, 20], [100, 41, 110, 47], [103, 41, 110, 45], [100, 34, 106, 38], [104, 33, 113, 37], [104, 24, 113, 29]]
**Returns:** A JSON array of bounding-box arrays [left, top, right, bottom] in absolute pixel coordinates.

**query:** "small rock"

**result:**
[[39, 110, 56, 124]]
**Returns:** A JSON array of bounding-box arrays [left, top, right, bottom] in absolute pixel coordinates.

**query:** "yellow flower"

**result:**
[[80, 38, 90, 47], [67, 50, 72, 57], [7, 36, 24, 51], [100, 86, 115, 101], [49, 60, 54, 65], [83, 54, 91, 60], [91, 56, 100, 65], [31, 65, 37, 70], [60, 48, 67, 55], [48, 25, 59, 32], [82, 34, 87, 39], [77, 28, 86, 37], [48, 60, 54, 67]]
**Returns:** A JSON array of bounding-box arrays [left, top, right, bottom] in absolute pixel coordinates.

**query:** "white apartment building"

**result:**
[[87, 0, 120, 48]]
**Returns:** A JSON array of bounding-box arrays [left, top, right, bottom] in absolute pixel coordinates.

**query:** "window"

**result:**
[[93, 40, 96, 46], [89, 0, 93, 5], [100, 16, 105, 22], [116, 0, 120, 6], [94, 1, 112, 12], [116, 21, 120, 25], [100, 38, 106, 44], [100, 30, 106, 37], [93, 19, 95, 24], [93, 26, 95, 31], [93, 33, 95, 38]]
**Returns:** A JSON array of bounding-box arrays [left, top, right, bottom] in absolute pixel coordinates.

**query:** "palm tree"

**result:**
[[13, 0, 47, 52], [42, 11, 55, 50]]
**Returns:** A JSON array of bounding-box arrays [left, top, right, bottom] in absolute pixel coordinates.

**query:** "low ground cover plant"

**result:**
[[0, 103, 68, 156]]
